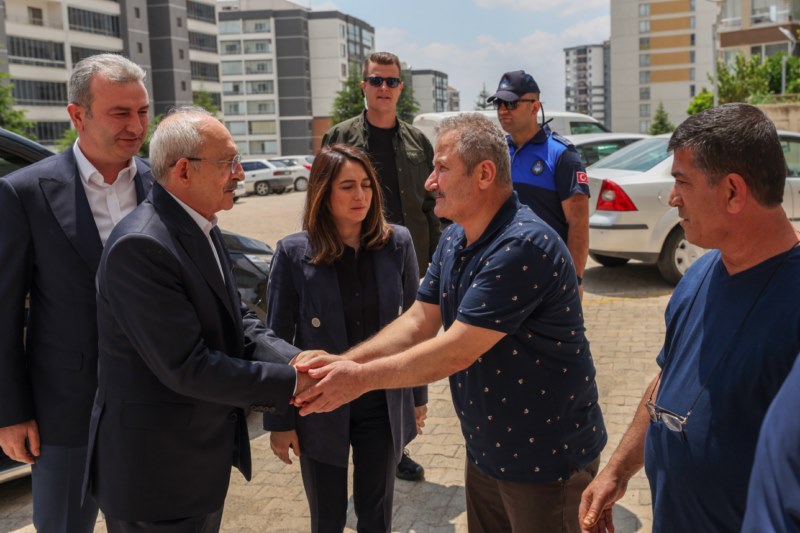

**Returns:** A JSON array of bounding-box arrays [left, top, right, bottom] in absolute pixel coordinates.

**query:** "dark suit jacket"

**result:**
[[263, 227, 427, 467], [0, 149, 153, 446], [85, 182, 299, 522]]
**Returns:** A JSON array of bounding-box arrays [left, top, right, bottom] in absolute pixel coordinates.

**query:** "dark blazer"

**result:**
[[85, 182, 299, 522], [0, 149, 153, 446], [263, 226, 427, 467]]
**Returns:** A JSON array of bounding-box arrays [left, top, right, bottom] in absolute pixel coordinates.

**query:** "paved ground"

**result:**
[[0, 191, 672, 533]]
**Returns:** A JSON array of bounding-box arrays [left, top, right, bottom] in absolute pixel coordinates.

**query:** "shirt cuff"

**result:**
[[292, 367, 298, 396]]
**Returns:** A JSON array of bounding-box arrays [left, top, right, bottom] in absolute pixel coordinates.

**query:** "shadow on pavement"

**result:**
[[584, 262, 674, 299], [614, 504, 645, 532]]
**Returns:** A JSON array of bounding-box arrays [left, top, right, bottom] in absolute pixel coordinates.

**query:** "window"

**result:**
[[690, 51, 695, 63], [639, 3, 650, 16], [689, 16, 695, 29], [639, 37, 650, 50], [33, 121, 71, 142], [225, 121, 247, 135], [243, 19, 270, 33], [190, 61, 219, 82], [691, 33, 696, 46], [189, 32, 218, 53], [68, 8, 120, 37], [246, 100, 275, 114], [219, 20, 243, 34], [246, 80, 274, 94], [243, 39, 272, 54], [224, 101, 245, 115], [176, 17, 182, 28], [340, 44, 346, 57], [221, 61, 243, 75], [28, 7, 43, 26], [13, 80, 68, 106], [134, 7, 140, 18], [690, 68, 695, 81], [639, 104, 651, 117], [223, 82, 243, 95], [71, 46, 110, 64], [249, 120, 276, 135], [782, 137, 800, 176], [221, 41, 242, 55], [639, 20, 650, 33], [187, 1, 216, 23], [180, 81, 186, 91], [640, 71, 651, 83], [341, 63, 347, 77], [137, 42, 143, 54], [8, 37, 65, 67], [690, 84, 696, 97], [640, 54, 650, 67], [245, 59, 273, 74], [640, 87, 650, 100], [639, 120, 651, 133], [178, 49, 184, 60], [249, 140, 278, 155]]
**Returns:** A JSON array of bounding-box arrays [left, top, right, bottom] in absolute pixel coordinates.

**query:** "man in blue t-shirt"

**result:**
[[488, 70, 589, 296], [743, 354, 800, 532], [294, 112, 605, 533], [579, 103, 800, 533]]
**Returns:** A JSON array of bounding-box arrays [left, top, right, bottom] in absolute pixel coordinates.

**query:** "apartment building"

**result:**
[[564, 42, 611, 129], [611, 0, 717, 132], [447, 86, 460, 112], [410, 69, 448, 113], [717, 0, 800, 63]]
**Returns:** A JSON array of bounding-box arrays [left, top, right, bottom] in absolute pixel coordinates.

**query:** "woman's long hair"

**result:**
[[302, 144, 392, 265]]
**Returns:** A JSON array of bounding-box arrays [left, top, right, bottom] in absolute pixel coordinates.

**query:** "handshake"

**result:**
[[290, 350, 366, 416]]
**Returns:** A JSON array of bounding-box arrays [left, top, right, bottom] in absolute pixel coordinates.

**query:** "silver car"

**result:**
[[564, 133, 649, 167], [268, 155, 314, 192], [241, 159, 295, 196], [587, 132, 800, 284]]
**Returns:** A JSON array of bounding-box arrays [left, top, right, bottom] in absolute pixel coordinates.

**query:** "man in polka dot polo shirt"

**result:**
[[295, 112, 606, 533]]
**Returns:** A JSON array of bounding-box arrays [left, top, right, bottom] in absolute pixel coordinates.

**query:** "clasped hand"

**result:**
[[289, 350, 367, 416]]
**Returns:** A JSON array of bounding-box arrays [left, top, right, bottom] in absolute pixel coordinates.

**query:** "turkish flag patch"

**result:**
[[576, 171, 588, 184]]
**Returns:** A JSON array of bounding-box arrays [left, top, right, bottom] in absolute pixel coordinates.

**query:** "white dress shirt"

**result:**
[[73, 142, 138, 245]]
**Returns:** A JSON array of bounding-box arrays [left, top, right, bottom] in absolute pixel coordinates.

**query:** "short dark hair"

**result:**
[[668, 103, 787, 207], [362, 51, 401, 79], [302, 144, 392, 265]]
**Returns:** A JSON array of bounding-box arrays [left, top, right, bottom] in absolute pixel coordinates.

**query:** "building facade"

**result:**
[[564, 42, 611, 129], [447, 86, 460, 112], [717, 1, 800, 64], [410, 69, 448, 113], [610, 0, 717, 132]]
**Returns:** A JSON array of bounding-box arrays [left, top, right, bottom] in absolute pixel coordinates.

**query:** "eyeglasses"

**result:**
[[183, 154, 242, 175], [646, 391, 689, 441], [365, 76, 402, 88], [492, 99, 537, 110]]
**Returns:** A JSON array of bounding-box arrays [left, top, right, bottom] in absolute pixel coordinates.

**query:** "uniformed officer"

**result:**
[[488, 70, 589, 297]]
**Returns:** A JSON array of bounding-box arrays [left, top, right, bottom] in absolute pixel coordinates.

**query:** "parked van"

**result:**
[[412, 109, 608, 145]]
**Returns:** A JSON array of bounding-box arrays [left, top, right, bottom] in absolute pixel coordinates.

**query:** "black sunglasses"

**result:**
[[365, 76, 402, 88], [492, 99, 537, 110]]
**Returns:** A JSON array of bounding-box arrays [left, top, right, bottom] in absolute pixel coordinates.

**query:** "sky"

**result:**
[[306, 0, 610, 111]]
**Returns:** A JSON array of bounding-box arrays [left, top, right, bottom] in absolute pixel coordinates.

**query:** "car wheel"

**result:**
[[657, 226, 705, 285], [589, 253, 630, 267], [294, 176, 308, 192], [255, 181, 271, 196]]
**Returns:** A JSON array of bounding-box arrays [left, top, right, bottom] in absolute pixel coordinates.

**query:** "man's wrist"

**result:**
[[577, 276, 583, 285]]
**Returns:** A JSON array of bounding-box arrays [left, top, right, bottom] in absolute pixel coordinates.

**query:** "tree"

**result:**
[[56, 127, 78, 152], [137, 114, 163, 158], [193, 89, 220, 116], [714, 54, 770, 104], [474, 83, 492, 110], [0, 72, 35, 139], [329, 65, 421, 126], [649, 102, 675, 134], [687, 88, 713, 116]]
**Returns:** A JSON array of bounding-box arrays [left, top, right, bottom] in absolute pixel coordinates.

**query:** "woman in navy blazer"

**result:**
[[264, 144, 427, 533]]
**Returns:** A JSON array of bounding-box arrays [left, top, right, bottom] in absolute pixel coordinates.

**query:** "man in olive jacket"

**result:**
[[322, 51, 440, 276]]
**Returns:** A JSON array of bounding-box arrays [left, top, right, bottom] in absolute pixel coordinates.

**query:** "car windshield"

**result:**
[[589, 137, 671, 172], [269, 160, 288, 167]]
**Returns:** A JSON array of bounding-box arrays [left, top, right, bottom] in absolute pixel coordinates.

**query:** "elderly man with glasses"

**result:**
[[488, 70, 589, 298], [579, 104, 800, 533]]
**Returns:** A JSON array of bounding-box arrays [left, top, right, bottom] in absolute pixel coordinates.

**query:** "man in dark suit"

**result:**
[[0, 54, 152, 533], [85, 106, 311, 532]]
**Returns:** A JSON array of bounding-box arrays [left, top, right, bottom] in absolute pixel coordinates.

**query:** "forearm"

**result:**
[[345, 301, 440, 363], [563, 194, 589, 277], [567, 228, 589, 278]]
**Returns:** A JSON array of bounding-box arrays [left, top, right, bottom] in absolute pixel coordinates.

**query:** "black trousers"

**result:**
[[104, 506, 223, 533], [299, 390, 397, 533]]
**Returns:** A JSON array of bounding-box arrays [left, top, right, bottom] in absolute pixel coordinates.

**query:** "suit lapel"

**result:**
[[134, 158, 155, 202], [39, 152, 103, 272], [373, 236, 403, 325], [302, 242, 349, 353]]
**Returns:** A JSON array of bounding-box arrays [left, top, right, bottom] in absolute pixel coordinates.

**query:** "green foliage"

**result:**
[[192, 89, 220, 116], [649, 102, 675, 134], [55, 127, 78, 152], [0, 73, 35, 139], [687, 88, 713, 115], [330, 65, 421, 125], [714, 54, 770, 104], [138, 113, 163, 158], [474, 83, 492, 110], [763, 52, 800, 94]]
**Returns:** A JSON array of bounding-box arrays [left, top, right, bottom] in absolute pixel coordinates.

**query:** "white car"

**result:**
[[241, 159, 296, 196], [564, 133, 649, 167], [587, 131, 800, 284], [268, 155, 314, 192], [234, 179, 246, 202]]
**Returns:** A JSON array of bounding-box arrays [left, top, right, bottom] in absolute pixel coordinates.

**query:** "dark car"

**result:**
[[0, 128, 272, 483]]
